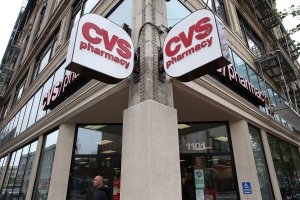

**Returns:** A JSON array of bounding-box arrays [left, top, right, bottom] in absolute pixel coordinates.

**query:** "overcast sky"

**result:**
[[0, 0, 299, 63]]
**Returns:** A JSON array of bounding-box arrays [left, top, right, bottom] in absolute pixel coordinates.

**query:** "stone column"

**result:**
[[229, 120, 262, 200], [121, 100, 181, 200], [47, 123, 76, 200], [121, 0, 181, 199]]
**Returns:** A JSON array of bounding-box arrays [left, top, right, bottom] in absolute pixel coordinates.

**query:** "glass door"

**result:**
[[180, 155, 238, 200]]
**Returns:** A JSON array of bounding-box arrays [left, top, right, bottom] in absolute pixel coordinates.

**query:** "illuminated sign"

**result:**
[[216, 64, 267, 106], [41, 72, 90, 110], [66, 13, 134, 83], [163, 9, 230, 82]]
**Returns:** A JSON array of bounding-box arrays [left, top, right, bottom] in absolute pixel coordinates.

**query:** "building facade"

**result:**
[[0, 0, 300, 199]]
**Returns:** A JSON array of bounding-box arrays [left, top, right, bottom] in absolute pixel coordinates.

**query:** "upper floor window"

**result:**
[[31, 32, 58, 82], [207, 0, 227, 24], [67, 0, 83, 38], [1, 101, 9, 119], [33, 3, 48, 43], [67, 0, 132, 38], [167, 0, 191, 27], [13, 76, 26, 104], [238, 13, 265, 57]]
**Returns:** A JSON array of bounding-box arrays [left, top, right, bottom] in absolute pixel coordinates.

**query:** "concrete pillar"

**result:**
[[120, 100, 181, 200], [26, 136, 44, 200], [229, 120, 262, 200], [47, 123, 76, 200], [260, 130, 282, 200]]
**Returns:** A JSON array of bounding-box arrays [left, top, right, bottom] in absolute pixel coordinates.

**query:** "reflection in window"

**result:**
[[84, 0, 101, 14], [67, 0, 82, 38], [178, 123, 230, 154], [268, 135, 300, 199], [248, 125, 274, 200], [0, 156, 7, 181], [69, 124, 122, 199], [107, 0, 133, 28], [68, 157, 121, 199], [238, 13, 264, 57], [32, 32, 58, 82], [75, 125, 122, 155], [13, 76, 27, 105], [207, 0, 227, 24], [33, 130, 59, 200], [0, 141, 37, 200], [232, 51, 248, 78], [166, 0, 191, 27]]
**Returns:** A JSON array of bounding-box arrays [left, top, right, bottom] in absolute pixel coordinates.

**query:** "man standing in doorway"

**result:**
[[92, 175, 109, 200]]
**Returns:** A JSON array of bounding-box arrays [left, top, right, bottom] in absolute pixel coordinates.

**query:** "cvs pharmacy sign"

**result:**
[[163, 9, 230, 82], [66, 13, 134, 83]]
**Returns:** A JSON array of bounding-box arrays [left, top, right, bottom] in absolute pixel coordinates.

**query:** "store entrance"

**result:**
[[180, 155, 237, 200], [178, 122, 239, 200]]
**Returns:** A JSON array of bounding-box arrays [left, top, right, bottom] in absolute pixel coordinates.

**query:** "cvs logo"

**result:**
[[165, 17, 212, 57], [82, 22, 132, 59]]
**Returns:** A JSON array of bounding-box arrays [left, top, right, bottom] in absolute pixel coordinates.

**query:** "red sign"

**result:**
[[217, 64, 267, 106]]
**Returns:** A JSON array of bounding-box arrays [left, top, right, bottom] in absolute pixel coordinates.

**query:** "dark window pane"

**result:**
[[11, 145, 30, 199], [180, 155, 238, 199], [0, 152, 17, 199], [268, 135, 300, 199], [21, 141, 38, 199], [0, 156, 8, 183], [248, 125, 274, 200], [68, 157, 121, 199]]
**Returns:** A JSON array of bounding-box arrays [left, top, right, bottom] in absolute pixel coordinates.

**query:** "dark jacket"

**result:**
[[92, 186, 109, 200]]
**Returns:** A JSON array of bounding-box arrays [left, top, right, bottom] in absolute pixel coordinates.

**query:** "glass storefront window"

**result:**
[[68, 124, 122, 200], [75, 125, 122, 155], [179, 122, 238, 199], [268, 135, 300, 199], [179, 123, 230, 154], [0, 156, 7, 181], [248, 125, 274, 200], [0, 141, 37, 200], [33, 130, 59, 200]]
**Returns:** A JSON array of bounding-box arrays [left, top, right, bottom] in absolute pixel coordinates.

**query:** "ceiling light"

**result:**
[[97, 140, 114, 145], [102, 150, 116, 154], [84, 125, 106, 130], [178, 124, 190, 129], [214, 136, 228, 142], [207, 158, 220, 162]]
